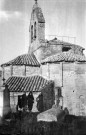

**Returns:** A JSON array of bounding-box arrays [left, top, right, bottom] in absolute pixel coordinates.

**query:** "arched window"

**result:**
[[31, 25, 33, 42], [34, 22, 36, 39]]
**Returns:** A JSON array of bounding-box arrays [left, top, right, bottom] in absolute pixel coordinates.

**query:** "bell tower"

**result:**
[[28, 0, 45, 54]]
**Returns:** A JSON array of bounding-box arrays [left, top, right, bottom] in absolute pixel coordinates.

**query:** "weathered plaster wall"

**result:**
[[26, 66, 41, 76], [62, 63, 86, 116], [62, 63, 77, 115], [38, 23, 45, 41], [3, 66, 41, 81], [13, 66, 25, 76], [75, 63, 86, 116], [41, 62, 86, 116], [42, 45, 62, 59], [41, 64, 49, 80], [4, 66, 11, 80], [42, 63, 62, 86]]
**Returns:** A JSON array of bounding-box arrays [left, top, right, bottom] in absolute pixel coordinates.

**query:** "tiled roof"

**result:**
[[46, 38, 85, 50], [5, 76, 53, 92], [1, 53, 40, 67], [41, 51, 86, 64]]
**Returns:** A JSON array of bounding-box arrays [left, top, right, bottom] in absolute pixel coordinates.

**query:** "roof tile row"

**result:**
[[1, 53, 40, 67], [41, 51, 86, 64], [6, 75, 53, 92]]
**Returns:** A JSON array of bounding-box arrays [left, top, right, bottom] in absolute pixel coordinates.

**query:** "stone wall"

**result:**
[[13, 66, 25, 76], [42, 45, 62, 59], [3, 66, 41, 81], [62, 63, 77, 115], [42, 63, 62, 86], [41, 64, 49, 80], [38, 23, 45, 41], [41, 62, 86, 115], [4, 66, 11, 80], [26, 66, 41, 76], [62, 63, 86, 115], [74, 63, 86, 115]]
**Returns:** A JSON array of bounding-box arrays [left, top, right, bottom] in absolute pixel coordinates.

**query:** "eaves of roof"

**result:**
[[41, 52, 86, 64], [5, 75, 53, 92], [1, 53, 40, 67]]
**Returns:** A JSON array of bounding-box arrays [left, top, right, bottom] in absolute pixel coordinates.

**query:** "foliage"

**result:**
[[0, 112, 86, 135]]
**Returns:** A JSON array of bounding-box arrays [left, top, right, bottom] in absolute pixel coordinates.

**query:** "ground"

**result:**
[[0, 112, 86, 135]]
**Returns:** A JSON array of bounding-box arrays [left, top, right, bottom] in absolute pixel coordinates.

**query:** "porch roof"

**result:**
[[5, 75, 53, 92]]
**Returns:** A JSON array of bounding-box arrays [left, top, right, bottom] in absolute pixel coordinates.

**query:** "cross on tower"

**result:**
[[35, 0, 38, 4]]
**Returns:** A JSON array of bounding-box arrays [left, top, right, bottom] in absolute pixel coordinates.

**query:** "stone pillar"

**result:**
[[3, 85, 11, 116]]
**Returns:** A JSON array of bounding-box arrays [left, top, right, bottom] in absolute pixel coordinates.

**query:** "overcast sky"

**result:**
[[0, 0, 86, 64]]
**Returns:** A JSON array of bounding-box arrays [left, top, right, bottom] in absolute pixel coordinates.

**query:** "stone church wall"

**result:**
[[62, 63, 77, 115], [4, 66, 11, 80], [62, 63, 86, 115], [26, 66, 41, 76], [13, 66, 25, 76], [74, 63, 86, 116], [42, 63, 62, 86], [41, 62, 86, 115], [3, 66, 41, 81]]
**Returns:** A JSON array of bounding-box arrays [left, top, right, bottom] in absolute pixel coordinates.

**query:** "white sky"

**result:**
[[0, 0, 86, 64]]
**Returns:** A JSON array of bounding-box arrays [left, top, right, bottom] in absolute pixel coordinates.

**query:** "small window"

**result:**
[[62, 47, 71, 52], [31, 25, 33, 42], [34, 22, 36, 39]]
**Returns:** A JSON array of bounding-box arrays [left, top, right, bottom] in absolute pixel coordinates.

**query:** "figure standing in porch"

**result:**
[[27, 91, 34, 111]]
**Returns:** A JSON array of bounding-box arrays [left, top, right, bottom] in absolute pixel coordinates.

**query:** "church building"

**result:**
[[1, 0, 86, 116]]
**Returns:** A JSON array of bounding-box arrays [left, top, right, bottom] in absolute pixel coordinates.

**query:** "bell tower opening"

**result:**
[[34, 22, 36, 39], [31, 25, 33, 43]]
